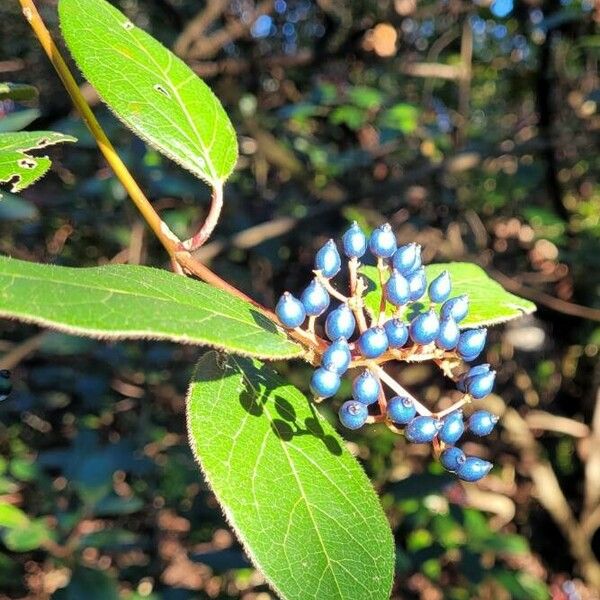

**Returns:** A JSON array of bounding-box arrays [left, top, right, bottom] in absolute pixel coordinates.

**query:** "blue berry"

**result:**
[[357, 326, 389, 358], [436, 316, 460, 350], [439, 410, 465, 444], [301, 279, 330, 316], [385, 269, 410, 306], [275, 292, 306, 328], [322, 338, 351, 375], [466, 370, 496, 399], [310, 368, 340, 398], [352, 370, 380, 405], [407, 268, 427, 301], [457, 363, 491, 392], [339, 400, 369, 430], [325, 304, 356, 341], [440, 446, 466, 472], [440, 295, 469, 322], [392, 243, 420, 274], [384, 318, 409, 348], [342, 221, 367, 258], [368, 223, 396, 258], [387, 396, 416, 424], [405, 416, 442, 443], [324, 337, 350, 371], [409, 309, 440, 345], [428, 271, 451, 303], [468, 410, 499, 436], [457, 456, 493, 482], [315, 239, 341, 278], [457, 328, 487, 361]]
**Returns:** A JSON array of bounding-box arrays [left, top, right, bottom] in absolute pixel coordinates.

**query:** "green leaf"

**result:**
[[0, 256, 302, 360], [54, 567, 119, 600], [0, 193, 39, 221], [187, 352, 394, 600], [59, 0, 238, 186], [361, 262, 536, 327], [0, 131, 76, 196], [380, 103, 419, 134], [491, 569, 550, 600], [2, 519, 52, 552], [0, 109, 41, 133], [0, 83, 38, 102], [0, 504, 30, 529]]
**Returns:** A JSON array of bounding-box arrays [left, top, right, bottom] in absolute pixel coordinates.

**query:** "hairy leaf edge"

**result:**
[[0, 310, 303, 360], [185, 352, 395, 600]]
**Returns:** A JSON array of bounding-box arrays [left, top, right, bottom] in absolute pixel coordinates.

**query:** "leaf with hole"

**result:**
[[0, 131, 76, 196], [361, 262, 536, 327], [187, 352, 395, 600], [0, 256, 302, 360], [59, 0, 238, 186]]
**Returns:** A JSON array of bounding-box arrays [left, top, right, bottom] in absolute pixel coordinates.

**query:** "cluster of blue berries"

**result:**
[[0, 370, 11, 402], [275, 222, 499, 482]]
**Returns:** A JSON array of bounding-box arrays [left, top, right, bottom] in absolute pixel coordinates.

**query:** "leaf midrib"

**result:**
[[90, 3, 219, 183], [234, 357, 379, 599], [0, 264, 276, 333]]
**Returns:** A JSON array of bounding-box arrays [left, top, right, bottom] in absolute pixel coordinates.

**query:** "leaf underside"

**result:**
[[0, 256, 302, 360], [59, 0, 238, 186], [187, 352, 395, 600], [361, 262, 536, 327], [0, 131, 76, 195]]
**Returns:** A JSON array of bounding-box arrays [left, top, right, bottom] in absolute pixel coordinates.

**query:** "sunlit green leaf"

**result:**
[[187, 352, 394, 600], [361, 263, 536, 327], [0, 504, 30, 529], [0, 256, 302, 360], [0, 131, 76, 196], [2, 519, 52, 552], [59, 0, 238, 186]]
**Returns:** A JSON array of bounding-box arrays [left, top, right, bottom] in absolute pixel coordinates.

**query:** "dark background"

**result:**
[[0, 0, 599, 598]]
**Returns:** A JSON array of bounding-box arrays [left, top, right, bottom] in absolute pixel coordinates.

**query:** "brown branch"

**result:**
[[502, 407, 600, 588], [173, 0, 229, 57]]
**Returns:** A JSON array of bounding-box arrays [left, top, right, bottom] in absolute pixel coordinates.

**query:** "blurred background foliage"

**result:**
[[0, 0, 600, 598]]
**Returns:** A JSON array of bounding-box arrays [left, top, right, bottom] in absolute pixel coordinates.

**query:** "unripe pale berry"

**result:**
[[325, 303, 356, 341], [457, 328, 487, 361], [315, 239, 341, 278], [321, 338, 351, 375], [392, 243, 420, 274], [405, 416, 442, 443], [407, 268, 427, 301], [387, 396, 416, 424], [275, 292, 306, 328], [368, 223, 397, 258], [385, 269, 410, 306], [466, 370, 496, 399], [440, 446, 466, 472], [468, 410, 499, 436], [436, 316, 460, 350], [457, 456, 493, 482], [409, 309, 440, 345], [357, 326, 389, 358], [342, 221, 367, 258], [428, 270, 451, 303], [301, 279, 330, 316], [339, 400, 368, 430], [352, 370, 380, 405], [439, 410, 465, 444], [384, 318, 409, 348], [310, 368, 340, 398], [440, 295, 469, 322]]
